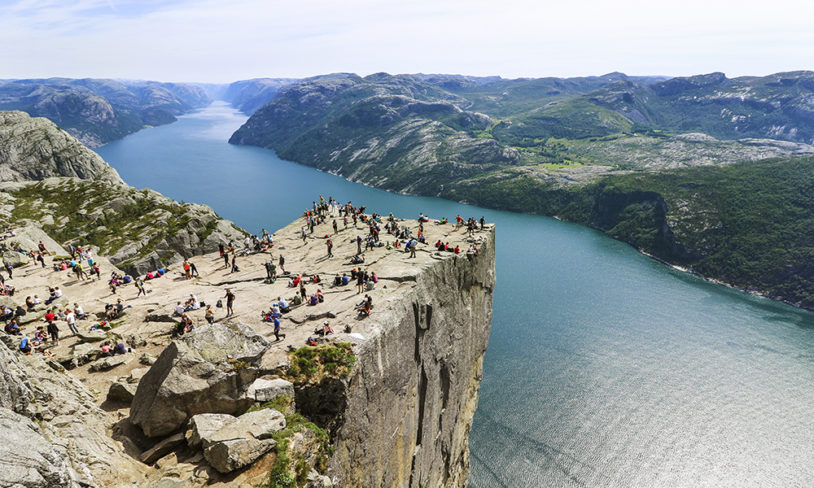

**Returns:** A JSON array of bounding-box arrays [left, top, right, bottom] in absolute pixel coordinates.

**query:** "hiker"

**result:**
[[47, 320, 59, 345], [278, 255, 285, 274], [265, 261, 276, 280], [135, 277, 146, 297], [231, 254, 237, 273], [183, 260, 191, 279], [174, 301, 184, 316], [273, 315, 284, 341], [223, 288, 235, 317], [356, 270, 364, 294], [205, 305, 215, 324], [409, 238, 417, 258], [66, 308, 78, 336], [189, 261, 199, 277], [327, 239, 333, 257]]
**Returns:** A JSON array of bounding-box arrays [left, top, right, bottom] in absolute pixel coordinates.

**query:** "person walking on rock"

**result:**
[[273, 315, 284, 342], [326, 239, 333, 257], [278, 255, 285, 274], [223, 288, 235, 317], [66, 308, 78, 336], [135, 278, 146, 297]]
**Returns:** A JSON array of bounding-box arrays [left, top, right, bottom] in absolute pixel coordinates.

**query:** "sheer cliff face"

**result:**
[[0, 111, 123, 183], [328, 228, 496, 487]]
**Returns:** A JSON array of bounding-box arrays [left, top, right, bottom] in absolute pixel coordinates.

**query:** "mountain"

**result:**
[[0, 110, 244, 274], [0, 111, 122, 183], [222, 77, 299, 114], [0, 78, 211, 147], [229, 71, 814, 308]]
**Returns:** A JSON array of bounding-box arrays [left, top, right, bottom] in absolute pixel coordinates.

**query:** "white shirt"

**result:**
[[66, 312, 75, 324], [75, 306, 84, 315], [54, 289, 63, 298], [175, 304, 185, 315]]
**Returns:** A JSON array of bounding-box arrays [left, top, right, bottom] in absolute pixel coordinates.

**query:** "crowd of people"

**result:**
[[2, 196, 489, 360]]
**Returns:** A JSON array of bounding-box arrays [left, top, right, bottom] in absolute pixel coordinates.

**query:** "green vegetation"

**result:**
[[263, 412, 333, 488], [287, 343, 356, 383], [247, 395, 294, 414]]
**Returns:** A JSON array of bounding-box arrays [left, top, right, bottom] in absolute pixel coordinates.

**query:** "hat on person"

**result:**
[[323, 320, 329, 325]]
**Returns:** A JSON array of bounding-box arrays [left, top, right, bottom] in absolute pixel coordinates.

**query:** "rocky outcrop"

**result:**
[[0, 337, 147, 487], [0, 177, 245, 274], [130, 323, 270, 437], [316, 227, 496, 487], [0, 111, 123, 183], [201, 408, 286, 473]]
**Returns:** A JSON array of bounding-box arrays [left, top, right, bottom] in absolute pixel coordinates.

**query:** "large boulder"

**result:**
[[2, 250, 28, 268], [246, 377, 295, 403], [185, 413, 236, 448], [89, 354, 131, 372], [107, 382, 137, 404], [130, 323, 270, 437], [202, 409, 286, 473]]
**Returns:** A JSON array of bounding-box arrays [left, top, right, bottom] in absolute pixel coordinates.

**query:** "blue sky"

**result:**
[[1, 0, 813, 83]]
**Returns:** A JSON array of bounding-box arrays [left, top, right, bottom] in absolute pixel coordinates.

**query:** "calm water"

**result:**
[[97, 102, 814, 487]]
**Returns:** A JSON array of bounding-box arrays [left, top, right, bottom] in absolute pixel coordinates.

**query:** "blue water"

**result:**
[[97, 102, 814, 487]]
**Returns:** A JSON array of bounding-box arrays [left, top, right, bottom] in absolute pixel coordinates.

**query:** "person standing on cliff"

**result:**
[[189, 261, 199, 277], [278, 255, 285, 274], [480, 216, 485, 230], [327, 239, 333, 257], [223, 288, 235, 317]]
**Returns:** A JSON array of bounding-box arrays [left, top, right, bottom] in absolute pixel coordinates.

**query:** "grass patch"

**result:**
[[262, 413, 333, 488], [286, 342, 355, 383]]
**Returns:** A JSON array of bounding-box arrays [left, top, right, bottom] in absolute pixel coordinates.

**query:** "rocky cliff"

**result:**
[[324, 226, 496, 487], [0, 111, 123, 183]]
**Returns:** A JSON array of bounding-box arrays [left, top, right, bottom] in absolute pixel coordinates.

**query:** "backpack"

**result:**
[[216, 299, 223, 308]]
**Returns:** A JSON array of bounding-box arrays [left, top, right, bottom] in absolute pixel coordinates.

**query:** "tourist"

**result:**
[[4, 319, 21, 336], [277, 296, 290, 313], [135, 277, 146, 297], [279, 254, 285, 274], [47, 320, 59, 345], [356, 270, 364, 294], [19, 334, 31, 355], [66, 308, 78, 336], [273, 315, 284, 341], [74, 303, 86, 319], [174, 301, 185, 316], [189, 261, 199, 277], [183, 260, 191, 279], [322, 320, 334, 336], [326, 238, 333, 257], [223, 288, 235, 317]]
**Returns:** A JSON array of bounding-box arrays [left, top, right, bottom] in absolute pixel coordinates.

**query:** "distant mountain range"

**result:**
[[0, 78, 211, 146], [228, 71, 814, 309]]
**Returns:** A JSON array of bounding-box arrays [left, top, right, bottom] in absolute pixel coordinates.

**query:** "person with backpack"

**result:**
[[222, 288, 235, 317]]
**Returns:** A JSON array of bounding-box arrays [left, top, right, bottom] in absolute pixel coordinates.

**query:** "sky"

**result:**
[[1, 0, 813, 83]]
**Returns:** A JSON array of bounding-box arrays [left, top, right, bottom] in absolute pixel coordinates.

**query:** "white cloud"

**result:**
[[1, 0, 813, 82]]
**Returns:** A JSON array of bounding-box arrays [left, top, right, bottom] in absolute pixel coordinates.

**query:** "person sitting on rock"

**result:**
[[4, 319, 21, 335], [205, 305, 215, 324], [322, 320, 334, 336], [174, 301, 185, 316], [100, 342, 113, 357], [25, 296, 36, 310], [19, 334, 31, 355], [73, 303, 86, 320], [277, 297, 290, 313], [113, 341, 128, 355]]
